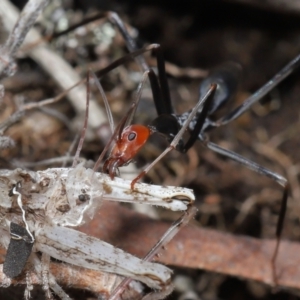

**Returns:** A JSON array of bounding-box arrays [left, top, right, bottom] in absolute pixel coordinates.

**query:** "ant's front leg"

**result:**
[[130, 83, 217, 189], [150, 61, 242, 153]]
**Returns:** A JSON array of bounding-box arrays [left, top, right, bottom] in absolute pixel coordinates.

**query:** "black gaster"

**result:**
[[3, 222, 34, 278], [199, 62, 242, 114]]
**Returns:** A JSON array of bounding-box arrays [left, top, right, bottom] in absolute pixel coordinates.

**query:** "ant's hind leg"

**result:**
[[202, 138, 289, 286], [130, 84, 217, 188], [214, 53, 300, 126]]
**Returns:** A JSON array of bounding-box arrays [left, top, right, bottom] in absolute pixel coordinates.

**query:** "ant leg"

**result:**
[[151, 61, 243, 151], [95, 44, 160, 78], [156, 77, 218, 153], [48, 12, 172, 115], [199, 62, 242, 115], [47, 11, 154, 82], [91, 69, 115, 133], [72, 66, 125, 168], [179, 84, 218, 152], [131, 84, 217, 189], [108, 12, 149, 72], [150, 45, 173, 114], [93, 69, 151, 172], [72, 72, 90, 168], [48, 12, 107, 42], [108, 206, 198, 300], [108, 12, 173, 115], [157, 62, 241, 153], [201, 138, 289, 285], [214, 52, 300, 126]]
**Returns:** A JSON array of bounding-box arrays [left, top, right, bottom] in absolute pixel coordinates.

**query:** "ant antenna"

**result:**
[[93, 70, 150, 172], [90, 70, 115, 134], [72, 73, 90, 168]]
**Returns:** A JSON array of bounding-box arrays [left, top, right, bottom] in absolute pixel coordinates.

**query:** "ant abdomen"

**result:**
[[199, 62, 242, 114]]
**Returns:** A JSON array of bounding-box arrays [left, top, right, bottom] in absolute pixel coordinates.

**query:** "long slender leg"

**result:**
[[95, 44, 159, 78], [201, 138, 289, 285], [150, 77, 217, 153], [149, 62, 243, 152], [49, 10, 167, 115], [91, 69, 114, 133], [108, 12, 148, 72], [199, 62, 242, 114], [214, 53, 300, 126], [151, 46, 173, 114], [93, 69, 151, 172], [72, 72, 90, 168], [108, 206, 198, 300], [48, 11, 149, 74], [180, 88, 216, 153], [131, 84, 217, 189], [108, 12, 173, 115], [48, 12, 300, 133], [47, 11, 173, 115], [49, 12, 107, 42]]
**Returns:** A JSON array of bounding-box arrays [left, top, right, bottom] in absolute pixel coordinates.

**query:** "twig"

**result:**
[[79, 202, 300, 290], [1, 202, 300, 293], [0, 0, 49, 78], [0, 262, 142, 299], [11, 156, 78, 167], [0, 0, 107, 130]]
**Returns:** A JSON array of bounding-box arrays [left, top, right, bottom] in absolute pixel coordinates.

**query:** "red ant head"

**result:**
[[103, 124, 151, 179]]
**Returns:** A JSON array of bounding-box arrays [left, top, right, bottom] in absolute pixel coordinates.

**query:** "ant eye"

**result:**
[[128, 132, 136, 141]]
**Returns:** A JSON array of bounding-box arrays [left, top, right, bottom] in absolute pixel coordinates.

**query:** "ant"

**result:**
[[45, 10, 296, 288], [92, 12, 296, 286]]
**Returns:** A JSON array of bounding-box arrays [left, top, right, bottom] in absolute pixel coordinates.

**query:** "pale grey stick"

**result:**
[[0, 0, 49, 78], [0, 0, 107, 130]]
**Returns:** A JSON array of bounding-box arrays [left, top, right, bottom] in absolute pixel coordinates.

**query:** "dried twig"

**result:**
[[0, 0, 107, 130], [79, 202, 300, 290], [0, 0, 49, 78], [0, 202, 299, 294], [0, 260, 149, 299], [0, 262, 141, 299]]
